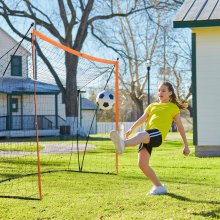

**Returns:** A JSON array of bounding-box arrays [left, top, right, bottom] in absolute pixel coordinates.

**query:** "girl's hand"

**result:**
[[125, 129, 132, 139], [182, 146, 190, 156]]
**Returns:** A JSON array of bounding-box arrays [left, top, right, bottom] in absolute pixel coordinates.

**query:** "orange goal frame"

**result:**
[[31, 29, 119, 200]]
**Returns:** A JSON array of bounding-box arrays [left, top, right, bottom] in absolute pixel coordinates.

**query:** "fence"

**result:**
[[97, 118, 192, 135], [97, 122, 144, 136]]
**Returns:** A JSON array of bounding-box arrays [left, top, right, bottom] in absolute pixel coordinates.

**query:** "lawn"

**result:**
[[0, 132, 219, 220]]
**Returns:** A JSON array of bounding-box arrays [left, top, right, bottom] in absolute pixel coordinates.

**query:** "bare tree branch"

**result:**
[[66, 0, 77, 37], [0, 0, 65, 43], [88, 7, 153, 24], [79, 0, 85, 11], [24, 1, 54, 27], [73, 0, 94, 51], [58, 0, 68, 29], [90, 24, 128, 59]]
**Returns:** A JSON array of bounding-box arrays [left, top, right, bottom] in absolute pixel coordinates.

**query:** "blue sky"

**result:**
[[0, 1, 192, 99]]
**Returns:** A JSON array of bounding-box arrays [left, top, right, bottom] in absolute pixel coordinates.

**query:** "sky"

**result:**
[[0, 1, 192, 99]]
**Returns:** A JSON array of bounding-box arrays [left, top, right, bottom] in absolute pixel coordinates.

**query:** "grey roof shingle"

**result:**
[[0, 77, 97, 110], [173, 0, 220, 28], [81, 98, 97, 110], [0, 78, 59, 94]]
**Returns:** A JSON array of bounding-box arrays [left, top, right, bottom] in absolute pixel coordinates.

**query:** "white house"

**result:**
[[173, 0, 220, 157], [0, 27, 97, 137]]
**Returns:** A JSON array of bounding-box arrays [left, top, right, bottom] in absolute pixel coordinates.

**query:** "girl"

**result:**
[[110, 81, 190, 195]]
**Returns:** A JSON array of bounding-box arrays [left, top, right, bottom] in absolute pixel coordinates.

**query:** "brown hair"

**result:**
[[160, 81, 188, 110]]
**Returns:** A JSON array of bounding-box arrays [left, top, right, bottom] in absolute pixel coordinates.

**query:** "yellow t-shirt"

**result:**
[[145, 102, 180, 141]]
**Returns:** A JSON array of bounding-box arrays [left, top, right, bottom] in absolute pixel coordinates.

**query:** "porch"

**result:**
[[0, 114, 66, 137]]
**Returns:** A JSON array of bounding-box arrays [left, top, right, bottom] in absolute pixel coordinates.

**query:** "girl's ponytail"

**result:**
[[161, 81, 188, 110]]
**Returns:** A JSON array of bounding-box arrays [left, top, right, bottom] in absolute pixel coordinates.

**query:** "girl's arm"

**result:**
[[174, 114, 190, 156], [125, 111, 148, 138]]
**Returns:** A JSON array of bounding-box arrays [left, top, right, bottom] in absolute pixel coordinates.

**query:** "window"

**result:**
[[11, 98, 18, 112], [11, 55, 22, 76]]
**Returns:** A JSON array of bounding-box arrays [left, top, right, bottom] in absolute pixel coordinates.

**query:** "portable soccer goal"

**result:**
[[0, 27, 119, 200]]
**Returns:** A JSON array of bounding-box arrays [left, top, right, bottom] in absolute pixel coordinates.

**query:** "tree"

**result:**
[[116, 11, 161, 119], [91, 1, 185, 119], [0, 0, 159, 132], [158, 24, 192, 103], [147, 3, 192, 105], [0, 0, 186, 127]]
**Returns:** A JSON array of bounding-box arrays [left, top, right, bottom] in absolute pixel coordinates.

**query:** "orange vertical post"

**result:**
[[115, 60, 119, 174], [32, 30, 42, 200]]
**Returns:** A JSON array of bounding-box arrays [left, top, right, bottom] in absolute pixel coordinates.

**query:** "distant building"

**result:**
[[0, 27, 97, 137]]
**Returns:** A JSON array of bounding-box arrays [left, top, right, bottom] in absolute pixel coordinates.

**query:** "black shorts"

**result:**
[[138, 129, 162, 155]]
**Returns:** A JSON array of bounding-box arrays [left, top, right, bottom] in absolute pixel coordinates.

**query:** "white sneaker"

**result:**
[[110, 130, 125, 154], [148, 184, 167, 195]]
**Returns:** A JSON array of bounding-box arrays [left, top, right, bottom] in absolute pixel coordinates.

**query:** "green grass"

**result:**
[[0, 133, 220, 220], [0, 142, 42, 152]]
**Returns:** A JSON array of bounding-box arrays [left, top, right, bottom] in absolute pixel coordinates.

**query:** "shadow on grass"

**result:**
[[167, 193, 220, 218], [0, 135, 111, 143], [0, 195, 40, 200], [154, 165, 214, 170], [118, 173, 215, 186], [166, 193, 220, 205], [168, 192, 220, 218], [192, 209, 220, 219]]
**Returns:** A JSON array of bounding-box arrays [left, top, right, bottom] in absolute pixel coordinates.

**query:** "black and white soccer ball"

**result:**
[[96, 90, 115, 110]]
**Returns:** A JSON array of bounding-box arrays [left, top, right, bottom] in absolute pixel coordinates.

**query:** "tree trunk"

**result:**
[[65, 53, 78, 117], [130, 94, 144, 119], [64, 52, 79, 134]]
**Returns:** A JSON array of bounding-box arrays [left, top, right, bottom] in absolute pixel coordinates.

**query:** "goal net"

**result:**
[[0, 28, 119, 200]]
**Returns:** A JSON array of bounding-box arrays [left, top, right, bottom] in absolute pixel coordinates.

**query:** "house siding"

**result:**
[[0, 28, 30, 79], [81, 110, 96, 134], [22, 95, 35, 115], [36, 94, 64, 129], [37, 94, 65, 115], [57, 93, 66, 120], [193, 27, 220, 145]]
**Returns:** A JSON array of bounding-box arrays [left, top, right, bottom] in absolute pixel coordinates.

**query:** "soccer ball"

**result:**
[[96, 90, 115, 110]]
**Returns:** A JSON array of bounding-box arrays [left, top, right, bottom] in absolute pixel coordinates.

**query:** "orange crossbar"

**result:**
[[33, 30, 118, 65]]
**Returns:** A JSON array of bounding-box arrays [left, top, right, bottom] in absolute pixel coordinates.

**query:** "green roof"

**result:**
[[173, 0, 220, 28]]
